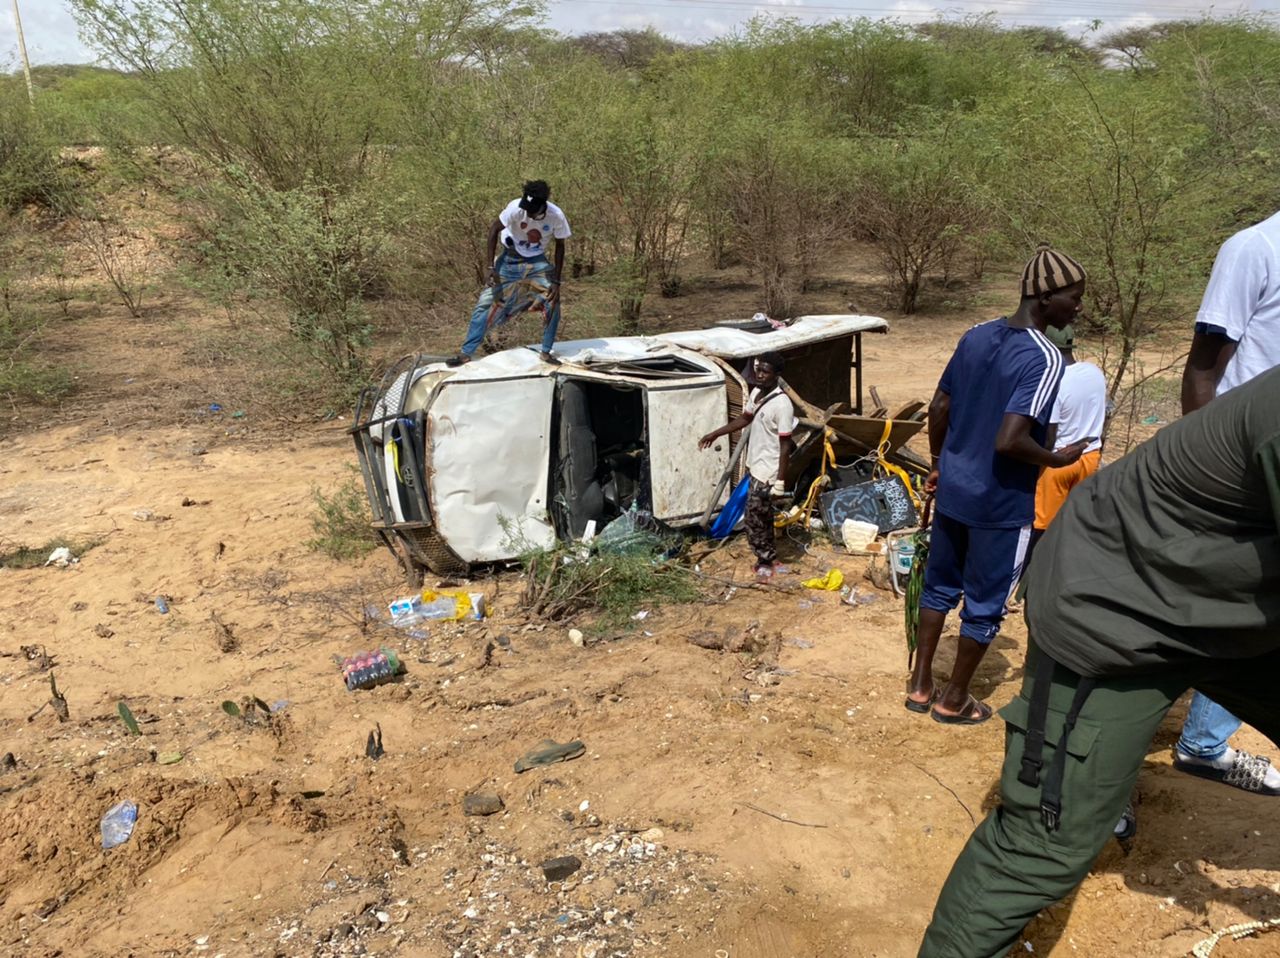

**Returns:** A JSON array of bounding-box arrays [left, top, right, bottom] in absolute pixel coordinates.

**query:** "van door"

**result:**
[[646, 383, 730, 524], [426, 375, 556, 562]]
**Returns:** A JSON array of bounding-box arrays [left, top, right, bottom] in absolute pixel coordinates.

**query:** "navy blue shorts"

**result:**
[[919, 512, 1032, 645]]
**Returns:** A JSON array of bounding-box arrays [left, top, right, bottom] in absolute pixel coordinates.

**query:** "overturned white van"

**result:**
[[351, 315, 901, 579]]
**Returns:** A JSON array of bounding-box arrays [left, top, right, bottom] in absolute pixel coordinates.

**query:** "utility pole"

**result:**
[[10, 0, 34, 105]]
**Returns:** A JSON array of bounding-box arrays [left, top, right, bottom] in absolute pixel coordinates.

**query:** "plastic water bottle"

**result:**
[[342, 649, 401, 691], [101, 800, 138, 849]]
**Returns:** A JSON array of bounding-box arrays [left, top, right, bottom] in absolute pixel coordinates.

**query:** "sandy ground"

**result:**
[[2, 331, 1278, 958], [0, 217, 1277, 957]]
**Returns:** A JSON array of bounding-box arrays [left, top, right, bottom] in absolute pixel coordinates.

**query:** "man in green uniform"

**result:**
[[918, 366, 1280, 958]]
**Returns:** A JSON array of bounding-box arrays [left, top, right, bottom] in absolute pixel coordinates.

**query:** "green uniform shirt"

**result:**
[[1026, 366, 1280, 676]]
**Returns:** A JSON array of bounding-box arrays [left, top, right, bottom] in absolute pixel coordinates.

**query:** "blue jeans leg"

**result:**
[[1176, 692, 1241, 760], [540, 296, 561, 353], [460, 287, 498, 357]]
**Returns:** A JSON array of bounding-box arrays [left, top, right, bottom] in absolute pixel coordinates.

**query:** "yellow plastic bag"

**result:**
[[801, 569, 844, 591], [419, 589, 476, 621]]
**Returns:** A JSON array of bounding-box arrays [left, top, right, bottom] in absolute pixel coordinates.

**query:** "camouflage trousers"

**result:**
[[745, 477, 777, 566]]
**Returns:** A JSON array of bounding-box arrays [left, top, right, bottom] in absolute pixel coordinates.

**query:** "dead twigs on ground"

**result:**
[[737, 801, 829, 829], [909, 761, 976, 826]]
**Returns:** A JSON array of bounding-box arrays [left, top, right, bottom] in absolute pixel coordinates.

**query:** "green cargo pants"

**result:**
[[918, 640, 1280, 958]]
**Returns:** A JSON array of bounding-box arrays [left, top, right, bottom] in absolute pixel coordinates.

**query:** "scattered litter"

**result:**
[[154, 596, 169, 614], [157, 751, 183, 765], [596, 505, 666, 556], [784, 638, 814, 649], [45, 547, 77, 568], [841, 585, 879, 606], [540, 855, 582, 882], [1192, 917, 1280, 957], [270, 700, 289, 713], [841, 518, 880, 552], [463, 792, 505, 817], [1140, 414, 1163, 425], [801, 569, 844, 591], [514, 738, 585, 773], [568, 628, 585, 648], [579, 799, 590, 812], [366, 723, 384, 761], [117, 701, 141, 736], [132, 509, 171, 522], [231, 411, 246, 419], [100, 800, 138, 850], [390, 590, 486, 624], [340, 648, 402, 691], [630, 610, 649, 621]]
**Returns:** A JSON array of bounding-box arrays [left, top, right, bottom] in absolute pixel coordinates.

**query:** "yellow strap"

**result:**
[[874, 417, 922, 509]]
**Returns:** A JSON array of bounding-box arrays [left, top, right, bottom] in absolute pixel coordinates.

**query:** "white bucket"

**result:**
[[891, 538, 916, 576]]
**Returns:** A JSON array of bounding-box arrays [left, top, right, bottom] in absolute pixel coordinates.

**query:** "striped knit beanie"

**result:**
[[1021, 244, 1087, 298]]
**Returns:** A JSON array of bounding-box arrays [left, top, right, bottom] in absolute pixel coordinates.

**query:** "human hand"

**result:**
[[925, 468, 940, 495], [547, 282, 561, 305], [1054, 439, 1090, 468], [698, 433, 717, 451]]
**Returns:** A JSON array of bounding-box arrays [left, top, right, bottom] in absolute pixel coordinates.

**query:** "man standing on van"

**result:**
[[906, 246, 1089, 726], [452, 180, 571, 365], [699, 352, 797, 580]]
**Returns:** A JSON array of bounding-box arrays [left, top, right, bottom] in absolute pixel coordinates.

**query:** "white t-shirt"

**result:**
[[498, 199, 571, 259], [744, 386, 798, 482], [1049, 361, 1106, 454], [1196, 209, 1280, 396]]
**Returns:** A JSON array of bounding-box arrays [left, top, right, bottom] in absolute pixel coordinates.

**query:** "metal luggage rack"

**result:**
[[349, 353, 467, 582]]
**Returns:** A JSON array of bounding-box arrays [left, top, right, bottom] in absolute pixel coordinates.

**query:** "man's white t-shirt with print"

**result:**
[[744, 386, 798, 483], [1196, 208, 1280, 397], [1050, 362, 1106, 454], [499, 200, 572, 259]]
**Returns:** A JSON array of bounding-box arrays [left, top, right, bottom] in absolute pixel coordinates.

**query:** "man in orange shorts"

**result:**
[[1030, 324, 1105, 553]]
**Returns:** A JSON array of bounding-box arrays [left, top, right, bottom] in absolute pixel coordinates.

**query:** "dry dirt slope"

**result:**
[[0, 316, 1277, 957]]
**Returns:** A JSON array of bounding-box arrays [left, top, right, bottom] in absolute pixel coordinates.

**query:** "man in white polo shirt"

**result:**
[[1173, 208, 1280, 797]]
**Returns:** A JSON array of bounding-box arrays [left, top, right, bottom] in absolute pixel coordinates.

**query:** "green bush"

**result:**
[[0, 308, 75, 404], [309, 471, 378, 560]]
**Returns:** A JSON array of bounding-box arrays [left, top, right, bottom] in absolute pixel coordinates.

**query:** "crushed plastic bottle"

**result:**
[[101, 799, 138, 849]]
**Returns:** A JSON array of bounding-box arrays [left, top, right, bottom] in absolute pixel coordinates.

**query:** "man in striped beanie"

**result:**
[[906, 244, 1089, 725]]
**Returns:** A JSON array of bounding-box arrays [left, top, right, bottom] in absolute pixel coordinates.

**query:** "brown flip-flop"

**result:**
[[904, 689, 941, 714], [930, 696, 993, 726]]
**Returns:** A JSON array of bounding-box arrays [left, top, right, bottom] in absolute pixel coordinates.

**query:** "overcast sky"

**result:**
[[2, 0, 1276, 67]]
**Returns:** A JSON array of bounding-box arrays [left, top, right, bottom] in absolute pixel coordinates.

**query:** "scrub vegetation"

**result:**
[[4, 8, 1280, 406]]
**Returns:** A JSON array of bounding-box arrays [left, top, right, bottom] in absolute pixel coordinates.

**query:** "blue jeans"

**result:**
[[460, 250, 560, 356], [1176, 692, 1241, 760]]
